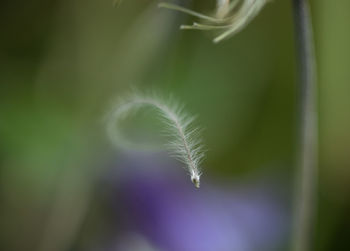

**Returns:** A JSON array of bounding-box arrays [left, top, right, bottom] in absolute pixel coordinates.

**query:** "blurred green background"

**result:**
[[0, 0, 349, 250]]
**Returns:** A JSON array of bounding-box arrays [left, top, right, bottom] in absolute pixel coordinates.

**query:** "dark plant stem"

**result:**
[[291, 0, 318, 251]]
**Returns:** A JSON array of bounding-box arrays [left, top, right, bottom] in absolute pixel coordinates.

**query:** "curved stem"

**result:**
[[291, 1, 318, 251]]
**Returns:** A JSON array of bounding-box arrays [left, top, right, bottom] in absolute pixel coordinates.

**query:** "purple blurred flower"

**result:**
[[105, 154, 288, 251]]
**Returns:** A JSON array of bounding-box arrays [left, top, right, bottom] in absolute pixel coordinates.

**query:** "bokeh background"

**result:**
[[1, 0, 349, 250]]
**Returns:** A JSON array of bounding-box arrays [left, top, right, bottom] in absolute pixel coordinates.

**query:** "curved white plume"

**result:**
[[106, 93, 204, 188]]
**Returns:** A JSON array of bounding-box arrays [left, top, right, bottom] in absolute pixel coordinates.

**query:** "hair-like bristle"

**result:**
[[106, 93, 204, 188], [159, 0, 270, 43]]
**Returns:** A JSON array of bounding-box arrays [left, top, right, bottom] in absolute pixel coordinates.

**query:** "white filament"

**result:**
[[106, 94, 204, 188], [159, 0, 270, 43]]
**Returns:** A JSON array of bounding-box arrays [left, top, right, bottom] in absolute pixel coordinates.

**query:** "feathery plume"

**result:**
[[106, 93, 204, 188], [159, 0, 270, 43]]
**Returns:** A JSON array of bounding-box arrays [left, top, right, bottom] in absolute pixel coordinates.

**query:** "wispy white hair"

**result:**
[[159, 0, 271, 43], [106, 93, 204, 188]]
